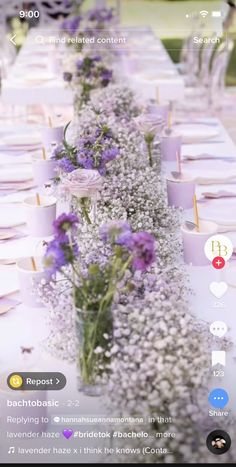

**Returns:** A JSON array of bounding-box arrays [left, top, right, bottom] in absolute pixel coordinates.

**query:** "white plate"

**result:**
[[16, 71, 55, 82], [0, 204, 25, 228], [0, 153, 31, 164], [199, 197, 236, 225], [176, 124, 220, 143], [183, 160, 236, 185], [0, 166, 33, 183], [1, 134, 41, 147], [0, 268, 19, 298]]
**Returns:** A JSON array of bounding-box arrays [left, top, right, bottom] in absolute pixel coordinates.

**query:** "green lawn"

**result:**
[[90, 0, 236, 85], [83, 0, 236, 37]]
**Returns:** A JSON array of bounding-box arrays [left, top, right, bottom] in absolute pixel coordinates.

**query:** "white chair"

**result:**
[[209, 38, 235, 108], [176, 39, 234, 112], [177, 15, 205, 85], [36, 0, 75, 25], [199, 34, 218, 86]]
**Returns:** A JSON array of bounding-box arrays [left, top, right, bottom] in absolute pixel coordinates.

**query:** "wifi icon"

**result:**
[[200, 10, 209, 18]]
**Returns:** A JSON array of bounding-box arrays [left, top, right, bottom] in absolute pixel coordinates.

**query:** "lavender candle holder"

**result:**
[[166, 176, 196, 209], [24, 195, 57, 237], [41, 126, 64, 149], [32, 159, 57, 186], [161, 134, 182, 161], [16, 257, 48, 308], [181, 220, 218, 266], [147, 103, 169, 125]]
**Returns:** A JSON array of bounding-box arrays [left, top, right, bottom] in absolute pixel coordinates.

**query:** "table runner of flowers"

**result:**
[[38, 2, 235, 463]]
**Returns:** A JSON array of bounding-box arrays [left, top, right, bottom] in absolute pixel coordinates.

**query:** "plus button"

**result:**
[[212, 256, 225, 270]]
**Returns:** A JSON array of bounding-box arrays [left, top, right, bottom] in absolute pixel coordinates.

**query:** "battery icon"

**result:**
[[212, 11, 222, 17]]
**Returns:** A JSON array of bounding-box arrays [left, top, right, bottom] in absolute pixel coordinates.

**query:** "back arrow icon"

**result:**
[[10, 34, 17, 46]]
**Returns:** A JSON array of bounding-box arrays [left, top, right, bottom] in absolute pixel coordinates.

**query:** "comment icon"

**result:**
[[53, 416, 60, 423], [210, 321, 227, 338]]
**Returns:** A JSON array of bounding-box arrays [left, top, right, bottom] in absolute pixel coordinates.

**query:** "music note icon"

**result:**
[[8, 446, 15, 454]]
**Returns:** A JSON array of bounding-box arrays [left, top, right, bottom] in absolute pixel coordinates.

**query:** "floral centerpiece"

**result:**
[[43, 215, 156, 395], [63, 54, 113, 109], [53, 120, 119, 224], [52, 120, 119, 175]]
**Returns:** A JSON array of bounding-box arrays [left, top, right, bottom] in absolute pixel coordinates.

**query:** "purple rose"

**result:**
[[134, 114, 164, 137]]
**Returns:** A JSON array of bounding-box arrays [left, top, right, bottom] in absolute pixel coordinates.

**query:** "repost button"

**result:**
[[7, 372, 66, 391]]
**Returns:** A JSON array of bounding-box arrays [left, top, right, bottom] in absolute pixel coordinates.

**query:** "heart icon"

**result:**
[[209, 281, 228, 299], [62, 429, 73, 439]]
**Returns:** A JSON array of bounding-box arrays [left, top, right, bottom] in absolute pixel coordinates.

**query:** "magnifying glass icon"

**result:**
[[35, 35, 44, 45]]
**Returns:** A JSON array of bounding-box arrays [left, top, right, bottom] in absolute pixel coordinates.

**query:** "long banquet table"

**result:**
[[0, 23, 236, 463]]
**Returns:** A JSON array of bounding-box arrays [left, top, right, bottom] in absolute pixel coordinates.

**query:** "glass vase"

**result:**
[[70, 195, 98, 225], [75, 306, 113, 397], [141, 140, 161, 171]]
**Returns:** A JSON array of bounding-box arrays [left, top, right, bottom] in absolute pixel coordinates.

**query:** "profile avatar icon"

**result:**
[[206, 430, 231, 455]]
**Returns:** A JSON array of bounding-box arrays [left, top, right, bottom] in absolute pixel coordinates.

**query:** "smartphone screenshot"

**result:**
[[0, 0, 236, 463]]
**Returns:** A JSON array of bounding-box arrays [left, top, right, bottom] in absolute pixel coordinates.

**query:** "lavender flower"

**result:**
[[75, 125, 119, 175], [70, 16, 81, 34], [60, 15, 81, 35], [100, 69, 113, 87], [57, 157, 76, 173], [53, 213, 79, 238], [87, 7, 114, 25], [101, 147, 119, 162], [76, 153, 94, 170], [100, 221, 131, 244], [100, 222, 156, 271], [76, 56, 102, 77], [116, 230, 134, 249], [65, 53, 113, 108], [131, 232, 156, 272], [44, 236, 79, 274]]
